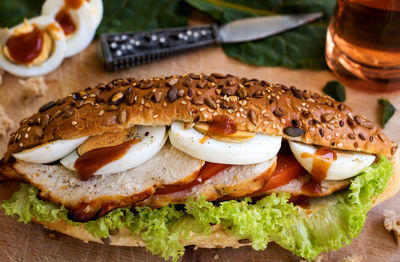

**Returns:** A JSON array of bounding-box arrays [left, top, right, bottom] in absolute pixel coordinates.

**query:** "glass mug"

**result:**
[[325, 0, 400, 92]]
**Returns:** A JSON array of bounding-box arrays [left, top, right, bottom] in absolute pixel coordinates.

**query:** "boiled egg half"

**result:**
[[289, 141, 375, 180], [61, 126, 167, 175], [12, 136, 88, 164], [0, 16, 66, 77], [42, 0, 101, 57], [169, 122, 281, 165]]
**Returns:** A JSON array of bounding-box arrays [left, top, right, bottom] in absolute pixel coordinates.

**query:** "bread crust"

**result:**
[[30, 151, 400, 250], [2, 73, 397, 164]]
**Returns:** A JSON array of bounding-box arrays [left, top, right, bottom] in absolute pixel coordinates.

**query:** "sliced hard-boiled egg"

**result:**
[[86, 0, 103, 27], [42, 0, 98, 57], [0, 16, 66, 77], [12, 136, 88, 164], [289, 141, 375, 181], [169, 122, 282, 165], [61, 126, 167, 175]]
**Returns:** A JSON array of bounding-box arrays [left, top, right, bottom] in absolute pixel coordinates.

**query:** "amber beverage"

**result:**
[[325, 0, 400, 92]]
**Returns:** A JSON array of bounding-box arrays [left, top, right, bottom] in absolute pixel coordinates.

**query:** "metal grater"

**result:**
[[98, 25, 218, 71]]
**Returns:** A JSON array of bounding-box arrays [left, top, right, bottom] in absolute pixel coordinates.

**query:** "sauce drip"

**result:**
[[208, 116, 237, 137], [74, 139, 140, 181], [301, 147, 337, 195], [65, 0, 85, 9], [155, 162, 230, 195], [6, 26, 44, 64], [55, 9, 76, 35], [288, 195, 310, 209]]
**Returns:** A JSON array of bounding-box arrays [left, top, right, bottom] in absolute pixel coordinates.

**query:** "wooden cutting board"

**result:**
[[0, 24, 400, 261]]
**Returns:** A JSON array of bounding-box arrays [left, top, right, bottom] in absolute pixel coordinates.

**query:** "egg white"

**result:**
[[289, 141, 375, 180], [42, 0, 98, 57], [0, 16, 66, 77], [86, 0, 103, 27], [60, 126, 167, 175], [12, 136, 88, 164], [169, 122, 282, 165]]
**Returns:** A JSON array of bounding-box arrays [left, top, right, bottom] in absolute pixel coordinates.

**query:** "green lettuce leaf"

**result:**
[[1, 156, 393, 261]]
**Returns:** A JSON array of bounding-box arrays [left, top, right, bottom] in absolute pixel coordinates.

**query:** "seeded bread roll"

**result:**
[[2, 73, 397, 164]]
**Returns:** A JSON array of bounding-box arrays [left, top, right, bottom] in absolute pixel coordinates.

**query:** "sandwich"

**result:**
[[0, 73, 399, 261]]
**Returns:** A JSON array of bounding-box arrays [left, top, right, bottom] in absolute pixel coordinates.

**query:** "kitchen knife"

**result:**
[[98, 12, 323, 71]]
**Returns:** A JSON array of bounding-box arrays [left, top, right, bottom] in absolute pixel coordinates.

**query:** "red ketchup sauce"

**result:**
[[55, 9, 76, 36], [154, 162, 230, 195], [6, 26, 44, 64], [74, 139, 140, 181], [301, 147, 337, 195], [65, 0, 84, 9], [208, 115, 237, 136]]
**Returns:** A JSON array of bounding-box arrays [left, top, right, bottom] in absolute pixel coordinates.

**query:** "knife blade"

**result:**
[[98, 12, 323, 71], [218, 13, 323, 43]]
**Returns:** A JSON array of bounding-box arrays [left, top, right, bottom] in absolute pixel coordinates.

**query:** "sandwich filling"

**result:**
[[7, 114, 379, 222]]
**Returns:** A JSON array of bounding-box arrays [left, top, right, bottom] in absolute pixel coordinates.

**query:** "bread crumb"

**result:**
[[0, 104, 14, 137], [19, 76, 48, 103], [339, 255, 364, 262], [384, 209, 400, 246], [0, 68, 3, 86], [299, 254, 324, 262]]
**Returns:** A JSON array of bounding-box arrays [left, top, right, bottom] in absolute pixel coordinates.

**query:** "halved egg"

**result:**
[[289, 141, 375, 180], [60, 126, 167, 175], [0, 16, 66, 77], [86, 0, 103, 27], [169, 122, 282, 165], [42, 0, 99, 57], [12, 136, 88, 164]]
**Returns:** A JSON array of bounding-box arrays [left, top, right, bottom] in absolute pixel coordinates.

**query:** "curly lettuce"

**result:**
[[1, 156, 393, 261]]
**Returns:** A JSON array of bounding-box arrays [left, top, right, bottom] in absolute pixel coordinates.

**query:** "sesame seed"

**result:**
[[19, 143, 23, 147], [335, 132, 340, 137], [263, 121, 269, 125], [337, 143, 343, 147], [72, 121, 78, 125], [27, 127, 31, 131], [310, 127, 315, 131], [327, 135, 332, 139], [200, 108, 205, 112], [140, 99, 144, 105], [24, 133, 28, 138], [236, 112, 240, 117], [153, 115, 158, 118], [89, 94, 96, 97], [213, 112, 218, 116], [239, 108, 244, 112], [281, 119, 286, 124], [99, 110, 104, 116], [181, 101, 187, 105]]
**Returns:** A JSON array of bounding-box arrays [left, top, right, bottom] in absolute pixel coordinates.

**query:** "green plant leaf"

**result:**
[[97, 0, 191, 34], [322, 80, 346, 102], [0, 0, 44, 28], [0, 0, 190, 35], [378, 98, 396, 128], [185, 0, 336, 69]]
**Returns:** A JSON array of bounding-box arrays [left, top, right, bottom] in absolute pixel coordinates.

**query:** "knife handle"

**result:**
[[97, 25, 218, 71]]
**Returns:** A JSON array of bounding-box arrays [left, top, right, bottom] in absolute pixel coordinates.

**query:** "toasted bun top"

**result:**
[[3, 73, 397, 162]]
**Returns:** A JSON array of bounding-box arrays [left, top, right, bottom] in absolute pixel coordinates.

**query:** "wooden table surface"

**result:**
[[0, 27, 399, 262]]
